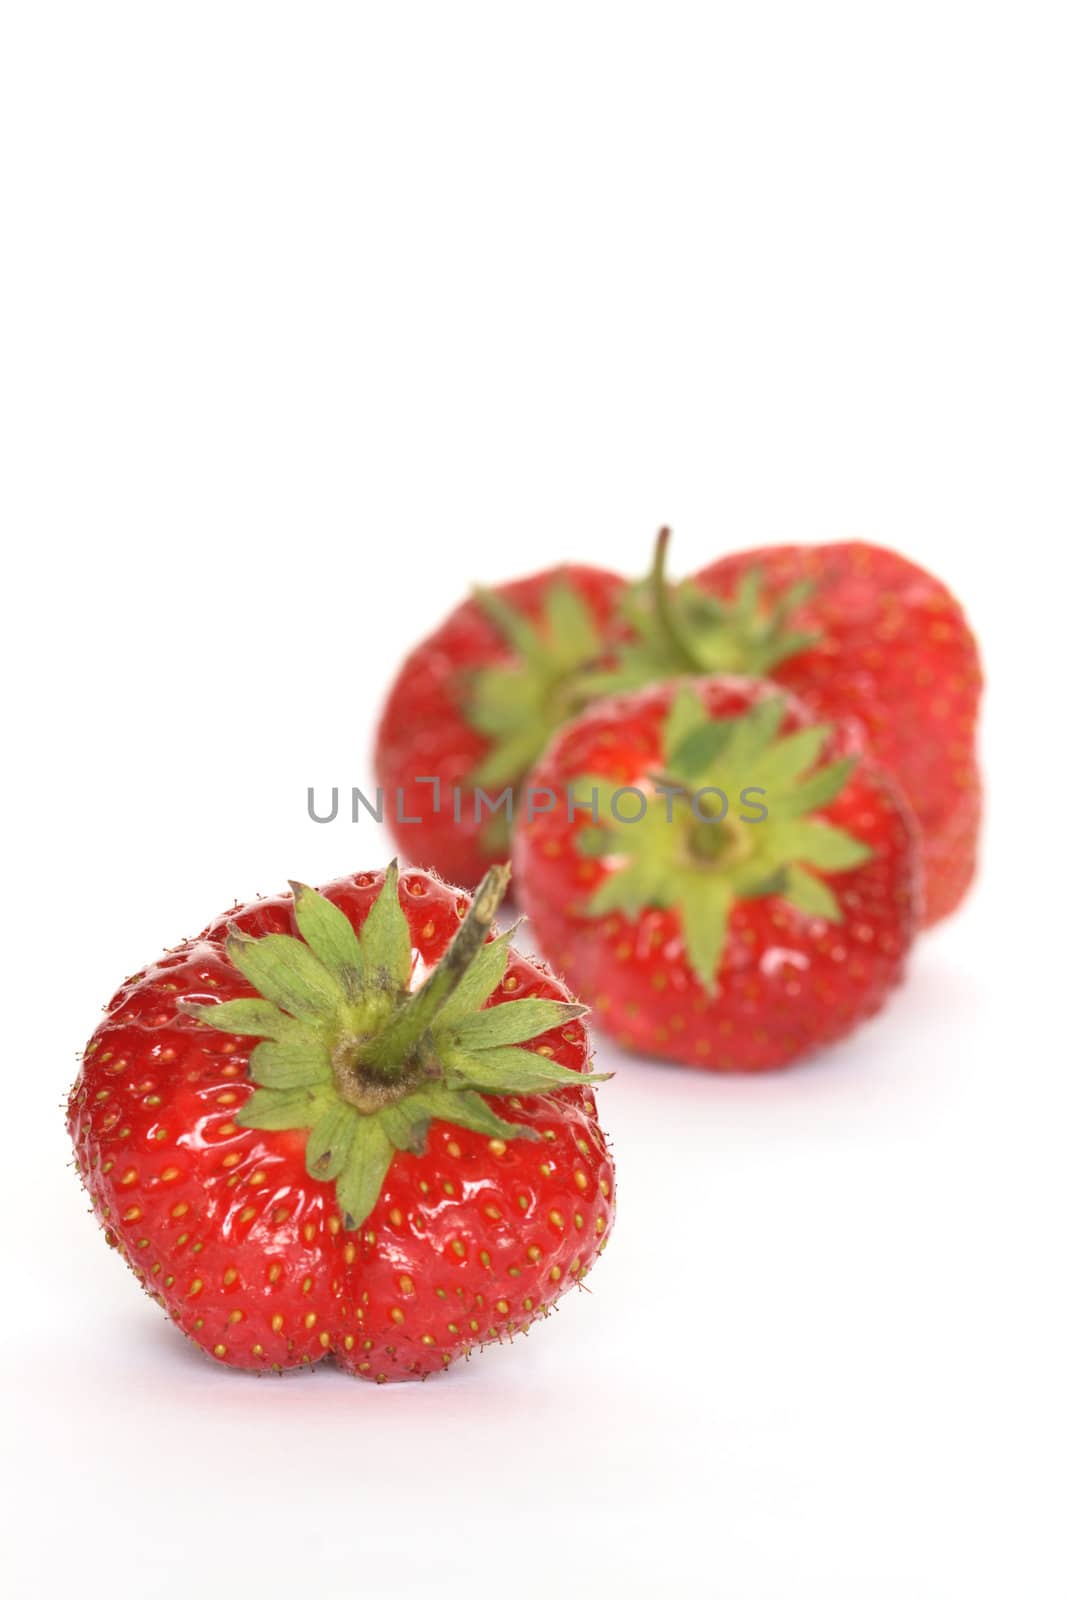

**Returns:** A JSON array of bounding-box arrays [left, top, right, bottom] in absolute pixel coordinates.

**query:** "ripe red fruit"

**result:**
[[68, 864, 614, 1382], [513, 677, 920, 1071], [375, 564, 625, 887], [611, 533, 981, 926], [696, 543, 981, 925]]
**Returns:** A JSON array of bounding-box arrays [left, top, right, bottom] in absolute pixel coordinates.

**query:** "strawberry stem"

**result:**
[[650, 527, 705, 672]]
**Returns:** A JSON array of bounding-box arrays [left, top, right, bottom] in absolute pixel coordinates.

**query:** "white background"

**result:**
[[3, 4, 1064, 1596]]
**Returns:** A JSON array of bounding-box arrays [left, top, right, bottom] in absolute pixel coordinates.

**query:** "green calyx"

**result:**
[[181, 863, 600, 1229], [579, 528, 821, 698], [465, 579, 608, 788], [576, 686, 872, 991]]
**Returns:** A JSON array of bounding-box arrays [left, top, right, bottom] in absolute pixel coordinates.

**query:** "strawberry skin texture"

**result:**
[[513, 679, 921, 1072], [68, 869, 614, 1382], [335, 1094, 610, 1381], [374, 564, 624, 888], [695, 543, 982, 926]]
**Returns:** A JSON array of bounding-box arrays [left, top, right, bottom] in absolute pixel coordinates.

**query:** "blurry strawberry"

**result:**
[[602, 531, 981, 925], [68, 864, 614, 1382], [375, 565, 625, 887], [513, 677, 920, 1071]]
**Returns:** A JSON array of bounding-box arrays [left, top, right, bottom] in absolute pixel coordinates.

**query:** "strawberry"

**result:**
[[68, 864, 614, 1382], [513, 677, 920, 1071], [604, 531, 981, 925], [375, 564, 625, 887]]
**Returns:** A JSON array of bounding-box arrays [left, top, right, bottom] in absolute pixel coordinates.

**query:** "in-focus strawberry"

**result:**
[[375, 564, 625, 887], [602, 531, 981, 925], [68, 864, 614, 1382], [513, 678, 920, 1071]]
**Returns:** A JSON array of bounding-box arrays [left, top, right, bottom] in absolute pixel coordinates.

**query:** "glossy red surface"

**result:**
[[68, 868, 614, 1381], [696, 542, 982, 925]]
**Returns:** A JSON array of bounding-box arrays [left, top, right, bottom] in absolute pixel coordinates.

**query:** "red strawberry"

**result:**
[[68, 864, 614, 1382], [606, 531, 981, 925], [375, 564, 625, 887], [513, 677, 920, 1071]]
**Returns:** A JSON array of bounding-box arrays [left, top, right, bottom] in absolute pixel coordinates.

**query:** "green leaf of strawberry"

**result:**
[[578, 528, 820, 700], [184, 863, 605, 1229], [576, 686, 871, 991], [466, 579, 609, 787], [358, 859, 414, 992], [289, 878, 366, 990]]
